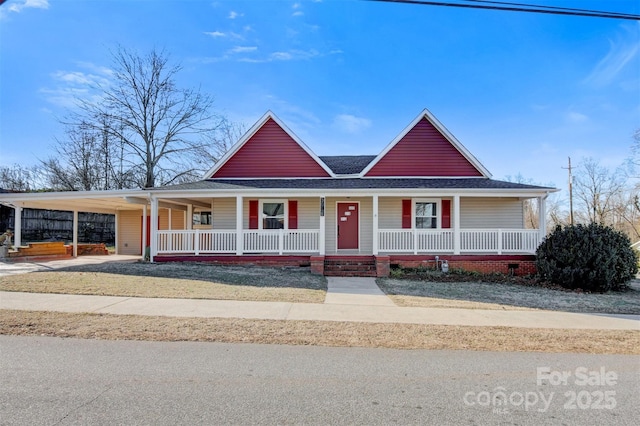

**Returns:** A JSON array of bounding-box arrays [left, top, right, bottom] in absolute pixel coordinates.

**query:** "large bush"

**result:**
[[536, 223, 638, 292]]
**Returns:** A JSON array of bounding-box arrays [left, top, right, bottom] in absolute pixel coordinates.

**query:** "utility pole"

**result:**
[[562, 157, 574, 225]]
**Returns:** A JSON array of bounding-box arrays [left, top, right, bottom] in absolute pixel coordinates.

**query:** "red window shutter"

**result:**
[[249, 200, 259, 229], [401, 199, 412, 229], [442, 199, 451, 229], [288, 200, 298, 229]]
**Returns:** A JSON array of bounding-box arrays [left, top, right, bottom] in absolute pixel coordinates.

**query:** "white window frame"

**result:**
[[413, 198, 441, 229], [192, 211, 212, 226], [259, 199, 288, 230]]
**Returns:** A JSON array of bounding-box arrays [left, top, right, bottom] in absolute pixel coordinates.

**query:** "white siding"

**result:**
[[212, 198, 236, 230], [378, 197, 403, 229], [297, 198, 320, 229], [117, 210, 142, 255], [460, 197, 523, 229]]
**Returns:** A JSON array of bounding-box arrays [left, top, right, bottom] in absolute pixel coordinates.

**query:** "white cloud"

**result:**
[[7, 0, 49, 13], [333, 114, 372, 134], [204, 31, 226, 38], [566, 111, 588, 123], [228, 10, 243, 19], [1, 0, 48, 19], [292, 11, 304, 17], [229, 46, 257, 54], [42, 63, 112, 108], [583, 25, 640, 87]]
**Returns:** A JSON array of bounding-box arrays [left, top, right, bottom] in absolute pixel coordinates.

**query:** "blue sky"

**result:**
[[1, 0, 639, 196]]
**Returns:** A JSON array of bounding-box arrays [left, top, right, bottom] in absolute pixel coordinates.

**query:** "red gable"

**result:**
[[210, 116, 332, 178], [363, 115, 486, 178]]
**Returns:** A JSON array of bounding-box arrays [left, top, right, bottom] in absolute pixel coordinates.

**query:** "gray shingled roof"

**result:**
[[319, 155, 377, 174], [152, 178, 554, 191]]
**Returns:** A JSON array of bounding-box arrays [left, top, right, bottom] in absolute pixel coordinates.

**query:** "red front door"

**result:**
[[337, 202, 359, 250]]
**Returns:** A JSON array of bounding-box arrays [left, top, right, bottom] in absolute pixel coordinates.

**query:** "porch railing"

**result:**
[[157, 230, 237, 254], [157, 228, 539, 255], [378, 229, 541, 254], [379, 229, 454, 253], [156, 229, 319, 255]]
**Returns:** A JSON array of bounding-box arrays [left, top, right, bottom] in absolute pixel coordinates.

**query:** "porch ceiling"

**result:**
[[1, 193, 145, 214]]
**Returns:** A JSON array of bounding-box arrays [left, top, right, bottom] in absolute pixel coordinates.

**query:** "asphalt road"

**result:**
[[1, 336, 638, 425]]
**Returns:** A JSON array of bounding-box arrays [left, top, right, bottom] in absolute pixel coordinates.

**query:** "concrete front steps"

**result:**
[[323, 256, 377, 277]]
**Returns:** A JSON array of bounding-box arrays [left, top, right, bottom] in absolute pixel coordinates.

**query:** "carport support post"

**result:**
[[72, 210, 78, 258], [13, 206, 22, 248]]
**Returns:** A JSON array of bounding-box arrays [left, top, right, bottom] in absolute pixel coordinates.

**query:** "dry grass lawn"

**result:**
[[378, 278, 640, 314], [0, 262, 326, 304], [1, 309, 637, 355]]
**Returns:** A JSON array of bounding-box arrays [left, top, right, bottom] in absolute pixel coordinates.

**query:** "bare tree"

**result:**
[[573, 157, 626, 224], [67, 46, 222, 188], [0, 164, 44, 192], [194, 117, 247, 176]]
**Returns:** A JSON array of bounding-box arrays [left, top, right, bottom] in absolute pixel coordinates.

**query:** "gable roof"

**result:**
[[203, 111, 334, 179], [361, 109, 492, 178]]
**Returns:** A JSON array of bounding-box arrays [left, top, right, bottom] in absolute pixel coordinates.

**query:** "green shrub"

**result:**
[[536, 223, 638, 292]]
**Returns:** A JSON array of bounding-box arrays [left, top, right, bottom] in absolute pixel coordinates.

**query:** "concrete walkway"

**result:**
[[324, 277, 396, 306]]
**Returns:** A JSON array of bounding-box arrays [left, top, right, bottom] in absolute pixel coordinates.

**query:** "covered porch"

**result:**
[[145, 192, 549, 260]]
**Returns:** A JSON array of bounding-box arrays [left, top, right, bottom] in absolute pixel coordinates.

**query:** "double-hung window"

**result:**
[[261, 201, 286, 229], [415, 201, 438, 229], [192, 211, 212, 226]]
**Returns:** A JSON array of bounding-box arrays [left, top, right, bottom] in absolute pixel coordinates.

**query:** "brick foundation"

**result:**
[[389, 255, 536, 276], [154, 255, 312, 268]]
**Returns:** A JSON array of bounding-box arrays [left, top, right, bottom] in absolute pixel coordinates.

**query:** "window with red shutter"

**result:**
[[402, 199, 412, 229], [288, 200, 298, 230], [442, 199, 451, 229], [249, 200, 259, 229]]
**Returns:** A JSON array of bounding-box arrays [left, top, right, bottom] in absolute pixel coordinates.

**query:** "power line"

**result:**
[[366, 0, 640, 20], [463, 0, 638, 18]]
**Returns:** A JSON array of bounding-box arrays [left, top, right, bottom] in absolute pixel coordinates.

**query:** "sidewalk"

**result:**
[[1, 289, 638, 330], [1, 257, 638, 330]]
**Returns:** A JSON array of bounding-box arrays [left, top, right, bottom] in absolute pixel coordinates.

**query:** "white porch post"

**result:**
[[372, 195, 379, 255], [538, 195, 547, 243], [72, 210, 78, 258], [319, 196, 326, 255], [150, 196, 159, 262], [141, 205, 148, 259], [13, 206, 22, 248], [168, 208, 172, 230], [236, 196, 243, 255], [453, 195, 461, 255]]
